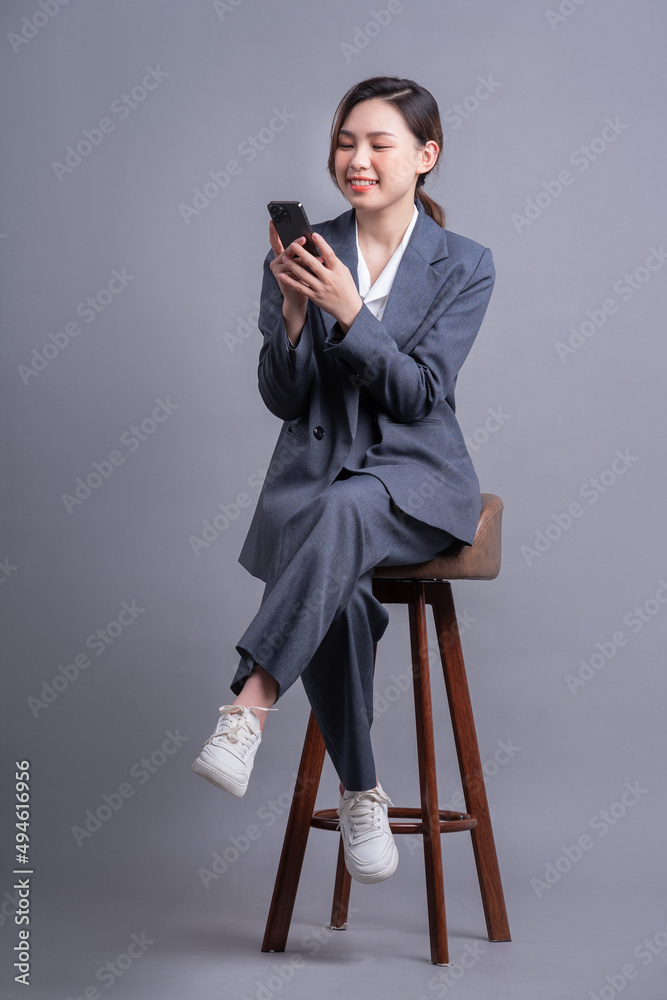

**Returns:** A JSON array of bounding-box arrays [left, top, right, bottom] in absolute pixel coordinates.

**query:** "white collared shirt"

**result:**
[[355, 202, 419, 321]]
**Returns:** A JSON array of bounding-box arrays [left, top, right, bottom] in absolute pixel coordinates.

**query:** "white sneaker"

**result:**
[[336, 781, 399, 883], [191, 704, 277, 797]]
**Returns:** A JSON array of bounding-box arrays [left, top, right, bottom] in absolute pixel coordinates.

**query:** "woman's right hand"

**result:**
[[268, 220, 309, 314]]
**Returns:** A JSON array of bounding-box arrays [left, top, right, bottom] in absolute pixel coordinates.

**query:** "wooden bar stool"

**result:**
[[261, 493, 511, 965]]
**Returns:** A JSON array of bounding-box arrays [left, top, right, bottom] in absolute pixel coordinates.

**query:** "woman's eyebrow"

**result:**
[[338, 129, 398, 138]]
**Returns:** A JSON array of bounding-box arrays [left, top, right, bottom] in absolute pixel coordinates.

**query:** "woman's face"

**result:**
[[334, 98, 438, 211]]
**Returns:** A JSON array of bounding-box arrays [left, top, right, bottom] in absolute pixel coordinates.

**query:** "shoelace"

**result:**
[[205, 705, 278, 747], [337, 785, 394, 838]]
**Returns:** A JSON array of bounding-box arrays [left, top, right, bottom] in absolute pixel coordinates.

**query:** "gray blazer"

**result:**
[[238, 198, 495, 583]]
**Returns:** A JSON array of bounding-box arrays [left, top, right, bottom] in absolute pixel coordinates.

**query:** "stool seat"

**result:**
[[261, 492, 511, 965], [374, 492, 503, 581]]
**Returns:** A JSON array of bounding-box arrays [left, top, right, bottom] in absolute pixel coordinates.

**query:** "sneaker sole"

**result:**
[[344, 842, 399, 884], [191, 756, 248, 797]]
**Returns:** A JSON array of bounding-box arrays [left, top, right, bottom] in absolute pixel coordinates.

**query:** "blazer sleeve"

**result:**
[[322, 246, 495, 423], [256, 247, 316, 421]]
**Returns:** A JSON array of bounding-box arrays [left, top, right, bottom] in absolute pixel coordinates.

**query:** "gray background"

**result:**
[[1, 1, 666, 997]]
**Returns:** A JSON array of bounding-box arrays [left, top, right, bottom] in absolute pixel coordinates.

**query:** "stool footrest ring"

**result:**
[[311, 806, 477, 835]]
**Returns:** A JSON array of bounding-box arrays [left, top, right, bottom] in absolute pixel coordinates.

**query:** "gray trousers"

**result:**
[[230, 469, 455, 791]]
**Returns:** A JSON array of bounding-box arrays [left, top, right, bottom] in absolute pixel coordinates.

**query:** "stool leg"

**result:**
[[261, 710, 327, 952], [408, 582, 449, 966], [329, 637, 380, 928], [330, 839, 351, 929], [431, 582, 511, 943]]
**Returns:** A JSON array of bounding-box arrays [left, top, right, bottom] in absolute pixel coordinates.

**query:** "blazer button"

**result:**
[[313, 426, 325, 440]]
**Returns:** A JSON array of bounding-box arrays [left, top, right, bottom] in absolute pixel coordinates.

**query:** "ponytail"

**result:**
[[416, 181, 445, 228]]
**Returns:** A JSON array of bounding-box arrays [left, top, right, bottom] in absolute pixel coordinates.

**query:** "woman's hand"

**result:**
[[277, 232, 363, 334], [268, 221, 312, 315]]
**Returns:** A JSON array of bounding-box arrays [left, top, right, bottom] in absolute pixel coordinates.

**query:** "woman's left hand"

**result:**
[[279, 233, 363, 334]]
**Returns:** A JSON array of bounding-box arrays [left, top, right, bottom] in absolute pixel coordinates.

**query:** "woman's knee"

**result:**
[[317, 475, 386, 524]]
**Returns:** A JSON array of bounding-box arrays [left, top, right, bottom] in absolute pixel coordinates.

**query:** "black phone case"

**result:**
[[267, 201, 320, 259]]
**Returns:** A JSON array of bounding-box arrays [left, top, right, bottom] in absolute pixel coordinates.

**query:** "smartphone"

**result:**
[[267, 201, 323, 271]]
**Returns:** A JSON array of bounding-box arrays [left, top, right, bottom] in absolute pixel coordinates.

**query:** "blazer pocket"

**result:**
[[286, 422, 309, 442], [387, 417, 443, 426]]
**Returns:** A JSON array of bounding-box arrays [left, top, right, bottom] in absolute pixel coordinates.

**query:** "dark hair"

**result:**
[[327, 76, 445, 228]]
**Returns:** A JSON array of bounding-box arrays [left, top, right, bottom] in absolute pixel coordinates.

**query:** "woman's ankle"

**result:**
[[339, 778, 379, 795], [231, 664, 278, 730]]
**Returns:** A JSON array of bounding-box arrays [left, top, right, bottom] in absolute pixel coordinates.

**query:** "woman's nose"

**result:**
[[350, 155, 370, 171]]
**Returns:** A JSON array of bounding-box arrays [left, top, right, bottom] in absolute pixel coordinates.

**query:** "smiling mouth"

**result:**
[[348, 179, 378, 188]]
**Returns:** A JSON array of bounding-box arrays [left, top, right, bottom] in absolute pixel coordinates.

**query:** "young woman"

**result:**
[[192, 76, 495, 885]]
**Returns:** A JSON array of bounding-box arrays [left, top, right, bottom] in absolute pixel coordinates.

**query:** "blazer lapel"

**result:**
[[317, 208, 358, 345], [318, 199, 450, 352], [315, 200, 450, 441], [379, 214, 449, 351]]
